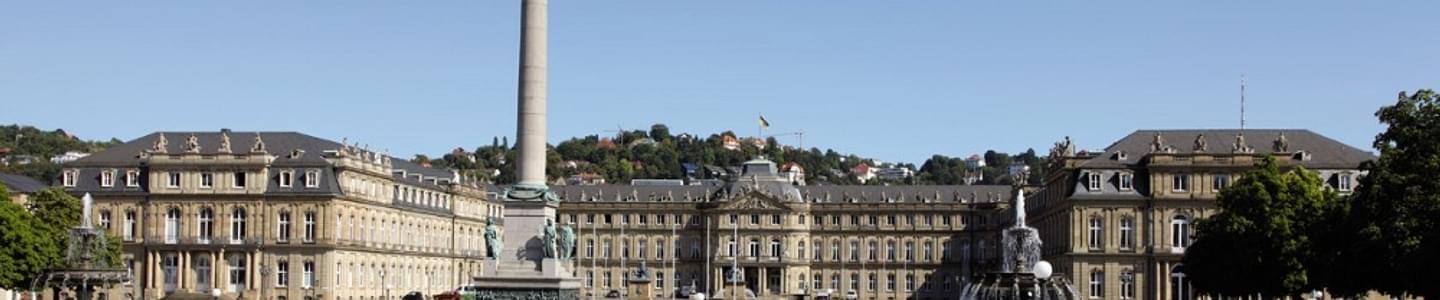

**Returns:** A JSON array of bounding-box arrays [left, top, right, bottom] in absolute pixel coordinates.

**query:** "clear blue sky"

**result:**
[[3, 1, 1436, 164]]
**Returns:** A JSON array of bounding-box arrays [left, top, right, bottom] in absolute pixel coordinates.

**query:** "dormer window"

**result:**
[[125, 170, 140, 187], [1119, 173, 1133, 191], [1293, 150, 1312, 161], [1338, 173, 1354, 191], [63, 170, 78, 187], [304, 170, 319, 188], [101, 170, 115, 187], [279, 171, 294, 187], [1115, 151, 1129, 161], [1087, 172, 1102, 191]]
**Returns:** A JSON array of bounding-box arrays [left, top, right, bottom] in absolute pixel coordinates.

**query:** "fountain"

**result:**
[[29, 193, 132, 300], [959, 191, 1079, 300]]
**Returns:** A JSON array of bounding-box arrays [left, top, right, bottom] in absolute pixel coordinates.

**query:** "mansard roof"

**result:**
[[546, 184, 1011, 204], [63, 131, 460, 193], [1078, 129, 1375, 169]]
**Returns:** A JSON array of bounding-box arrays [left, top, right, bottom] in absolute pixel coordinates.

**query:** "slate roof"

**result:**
[[63, 131, 458, 194], [0, 172, 48, 193], [545, 184, 1011, 204], [1078, 129, 1375, 169]]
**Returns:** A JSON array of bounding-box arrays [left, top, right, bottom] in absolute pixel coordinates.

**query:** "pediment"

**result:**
[[718, 191, 792, 212]]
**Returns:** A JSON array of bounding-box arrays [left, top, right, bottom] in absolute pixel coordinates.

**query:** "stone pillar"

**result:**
[[514, 0, 548, 187]]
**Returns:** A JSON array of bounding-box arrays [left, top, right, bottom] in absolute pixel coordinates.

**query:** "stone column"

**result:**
[[514, 0, 548, 187]]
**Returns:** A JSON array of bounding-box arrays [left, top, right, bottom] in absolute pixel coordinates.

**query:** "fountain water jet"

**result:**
[[29, 193, 132, 300], [958, 191, 1079, 300]]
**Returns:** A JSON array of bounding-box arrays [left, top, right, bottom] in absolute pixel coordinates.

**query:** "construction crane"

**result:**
[[767, 130, 805, 149]]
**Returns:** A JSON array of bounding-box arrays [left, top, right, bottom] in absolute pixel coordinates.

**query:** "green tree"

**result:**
[[1184, 156, 1339, 297], [0, 184, 60, 289], [1335, 90, 1440, 298]]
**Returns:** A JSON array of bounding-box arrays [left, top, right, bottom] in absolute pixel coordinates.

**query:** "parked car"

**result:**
[[402, 292, 425, 300], [435, 285, 482, 300]]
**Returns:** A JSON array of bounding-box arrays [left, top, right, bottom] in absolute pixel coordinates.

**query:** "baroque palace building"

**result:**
[[552, 159, 1015, 300], [1028, 129, 1374, 300], [58, 130, 503, 300]]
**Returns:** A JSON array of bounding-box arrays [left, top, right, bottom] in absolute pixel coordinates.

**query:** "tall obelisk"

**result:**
[[477, 0, 579, 299], [515, 0, 548, 189]]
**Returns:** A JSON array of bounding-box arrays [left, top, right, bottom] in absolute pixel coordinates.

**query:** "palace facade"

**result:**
[[58, 131, 503, 300], [1028, 129, 1374, 300], [552, 159, 1014, 300]]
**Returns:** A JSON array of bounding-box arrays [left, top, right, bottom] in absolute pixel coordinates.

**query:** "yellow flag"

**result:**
[[759, 115, 770, 128]]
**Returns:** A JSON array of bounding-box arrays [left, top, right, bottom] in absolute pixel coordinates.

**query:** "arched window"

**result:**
[[770, 239, 782, 257], [1172, 215, 1192, 251], [637, 239, 647, 259], [165, 208, 180, 243], [230, 208, 247, 244], [1171, 265, 1192, 300], [886, 240, 897, 261], [798, 240, 806, 260], [195, 256, 212, 290], [1120, 269, 1135, 299], [197, 208, 214, 243], [1088, 269, 1104, 299], [749, 238, 761, 257]]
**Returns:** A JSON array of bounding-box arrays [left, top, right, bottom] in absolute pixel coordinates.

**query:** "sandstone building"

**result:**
[[59, 131, 503, 300], [1029, 129, 1373, 300], [553, 159, 1014, 300]]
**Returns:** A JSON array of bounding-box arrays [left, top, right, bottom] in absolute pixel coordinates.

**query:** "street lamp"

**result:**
[[379, 269, 388, 300]]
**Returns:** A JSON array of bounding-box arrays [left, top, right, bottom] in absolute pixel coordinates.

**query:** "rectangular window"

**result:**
[[277, 213, 291, 242], [101, 171, 115, 187], [1213, 174, 1230, 191], [303, 212, 316, 242], [63, 170, 78, 187], [200, 173, 214, 188], [750, 214, 759, 225], [124, 211, 137, 241], [99, 211, 111, 229], [1087, 172, 1102, 191], [1088, 218, 1103, 250], [656, 214, 666, 224], [126, 170, 140, 187], [1172, 174, 1190, 192], [233, 172, 246, 188], [1119, 173, 1133, 191], [167, 172, 181, 188], [639, 214, 648, 225], [772, 214, 782, 225], [1089, 271, 1104, 299], [1120, 218, 1135, 250], [1339, 174, 1353, 191]]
